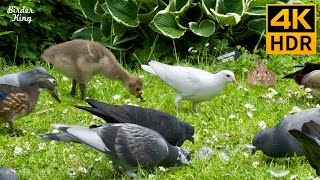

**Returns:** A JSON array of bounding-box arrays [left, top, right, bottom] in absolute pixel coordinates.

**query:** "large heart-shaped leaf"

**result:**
[[152, 10, 186, 38], [79, 0, 102, 22], [189, 20, 215, 37], [71, 27, 104, 42], [210, 10, 241, 25], [102, 0, 139, 27], [245, 7, 266, 16], [215, 0, 245, 16], [248, 18, 266, 37], [247, 0, 278, 8]]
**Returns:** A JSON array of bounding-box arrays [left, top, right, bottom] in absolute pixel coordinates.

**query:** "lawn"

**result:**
[[0, 53, 320, 179]]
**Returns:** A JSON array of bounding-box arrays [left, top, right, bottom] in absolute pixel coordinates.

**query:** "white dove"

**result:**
[[141, 61, 237, 112]]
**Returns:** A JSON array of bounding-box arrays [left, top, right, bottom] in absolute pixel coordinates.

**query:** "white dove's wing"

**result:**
[[148, 61, 212, 95]]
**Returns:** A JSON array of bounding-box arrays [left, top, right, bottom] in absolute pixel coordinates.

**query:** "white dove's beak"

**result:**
[[232, 79, 237, 84]]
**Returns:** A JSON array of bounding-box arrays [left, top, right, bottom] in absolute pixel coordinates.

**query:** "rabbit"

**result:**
[[247, 58, 277, 87]]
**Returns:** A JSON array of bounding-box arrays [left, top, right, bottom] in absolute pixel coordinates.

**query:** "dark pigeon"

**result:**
[[284, 62, 320, 84], [0, 67, 48, 87], [40, 123, 191, 177], [0, 168, 18, 180], [289, 121, 320, 176], [75, 99, 194, 146], [252, 108, 320, 158]]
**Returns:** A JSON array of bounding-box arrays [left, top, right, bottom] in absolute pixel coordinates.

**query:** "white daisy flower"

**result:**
[[14, 146, 22, 155], [113, 94, 121, 100]]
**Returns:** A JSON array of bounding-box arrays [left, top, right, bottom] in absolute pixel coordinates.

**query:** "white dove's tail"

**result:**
[[141, 64, 157, 76]]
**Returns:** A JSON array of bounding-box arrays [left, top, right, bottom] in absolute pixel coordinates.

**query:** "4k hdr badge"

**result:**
[[266, 4, 316, 54]]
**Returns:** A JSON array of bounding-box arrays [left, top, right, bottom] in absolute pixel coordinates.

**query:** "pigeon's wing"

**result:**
[[302, 70, 320, 88], [148, 61, 209, 94], [75, 105, 118, 123], [85, 99, 130, 123], [40, 132, 80, 143], [99, 124, 169, 167], [0, 168, 18, 180]]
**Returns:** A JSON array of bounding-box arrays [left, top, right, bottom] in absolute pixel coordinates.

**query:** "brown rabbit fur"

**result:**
[[247, 58, 277, 87]]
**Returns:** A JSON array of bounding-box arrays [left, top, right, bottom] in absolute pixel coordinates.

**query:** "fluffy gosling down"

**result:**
[[42, 39, 144, 100], [141, 61, 236, 112]]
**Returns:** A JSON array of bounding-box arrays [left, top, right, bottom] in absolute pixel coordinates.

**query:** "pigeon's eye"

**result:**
[[226, 74, 230, 78]]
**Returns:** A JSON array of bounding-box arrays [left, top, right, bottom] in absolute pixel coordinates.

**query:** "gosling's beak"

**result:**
[[251, 146, 257, 155], [136, 91, 145, 102], [232, 79, 237, 84], [49, 87, 61, 103]]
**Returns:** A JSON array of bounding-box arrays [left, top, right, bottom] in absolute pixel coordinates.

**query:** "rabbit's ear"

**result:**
[[254, 58, 260, 65], [261, 59, 266, 65]]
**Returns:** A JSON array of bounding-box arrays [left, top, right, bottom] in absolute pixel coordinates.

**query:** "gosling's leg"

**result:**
[[70, 79, 77, 97], [79, 83, 86, 100]]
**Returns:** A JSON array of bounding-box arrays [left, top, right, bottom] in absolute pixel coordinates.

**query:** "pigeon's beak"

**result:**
[[251, 146, 257, 155], [190, 136, 195, 144], [136, 91, 145, 102], [232, 79, 237, 84], [49, 87, 61, 103]]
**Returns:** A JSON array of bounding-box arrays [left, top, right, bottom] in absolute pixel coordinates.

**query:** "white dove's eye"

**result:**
[[226, 74, 230, 78]]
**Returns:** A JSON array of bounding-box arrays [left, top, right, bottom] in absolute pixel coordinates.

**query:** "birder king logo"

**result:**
[[266, 4, 316, 54], [7, 6, 34, 24]]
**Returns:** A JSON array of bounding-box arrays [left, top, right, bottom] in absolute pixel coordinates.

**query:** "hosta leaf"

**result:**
[[153, 10, 186, 38], [248, 18, 266, 37], [185, 3, 203, 23], [247, 0, 278, 8], [101, 14, 113, 38], [210, 9, 241, 25], [79, 0, 102, 22], [71, 27, 104, 42], [102, 0, 139, 27], [215, 0, 245, 16], [112, 34, 139, 45], [245, 7, 266, 16], [200, 0, 216, 20], [138, 6, 158, 24], [189, 19, 215, 37]]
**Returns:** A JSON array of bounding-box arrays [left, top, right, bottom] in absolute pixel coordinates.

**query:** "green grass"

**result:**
[[0, 54, 320, 179]]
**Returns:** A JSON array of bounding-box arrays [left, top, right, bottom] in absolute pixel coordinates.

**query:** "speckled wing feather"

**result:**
[[0, 84, 30, 119]]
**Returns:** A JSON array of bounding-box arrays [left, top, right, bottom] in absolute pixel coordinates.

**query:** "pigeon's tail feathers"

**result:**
[[141, 65, 157, 76], [75, 105, 113, 122], [51, 124, 85, 131], [39, 132, 79, 143], [302, 121, 320, 139], [66, 126, 109, 153]]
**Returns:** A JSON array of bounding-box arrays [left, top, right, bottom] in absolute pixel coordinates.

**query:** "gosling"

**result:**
[[42, 39, 143, 100]]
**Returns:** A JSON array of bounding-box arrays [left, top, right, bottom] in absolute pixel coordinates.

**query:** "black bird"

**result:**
[[40, 123, 191, 177], [0, 167, 18, 180], [289, 121, 320, 176], [252, 108, 320, 158], [0, 73, 60, 134], [75, 99, 194, 146]]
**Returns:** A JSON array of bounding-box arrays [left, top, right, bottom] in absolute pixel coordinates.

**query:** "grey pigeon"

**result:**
[[252, 108, 320, 158], [0, 168, 18, 180], [75, 99, 194, 146], [289, 121, 320, 175], [40, 123, 191, 177], [0, 67, 47, 87]]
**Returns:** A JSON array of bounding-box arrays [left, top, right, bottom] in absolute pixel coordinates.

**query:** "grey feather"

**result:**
[[75, 99, 195, 146], [0, 67, 47, 87], [289, 121, 320, 175], [40, 123, 191, 176], [252, 108, 320, 158], [0, 168, 18, 180]]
